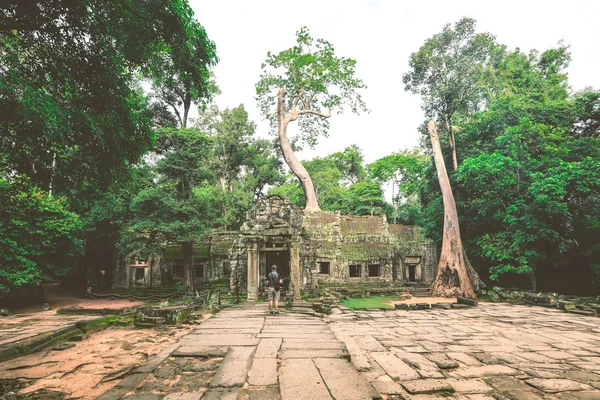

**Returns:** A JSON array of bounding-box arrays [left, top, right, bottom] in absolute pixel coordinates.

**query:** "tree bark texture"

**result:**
[[277, 88, 321, 211], [427, 120, 481, 298], [182, 241, 196, 294]]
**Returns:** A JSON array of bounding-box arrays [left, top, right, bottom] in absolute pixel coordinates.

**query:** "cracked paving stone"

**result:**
[[525, 378, 593, 393], [400, 378, 454, 395]]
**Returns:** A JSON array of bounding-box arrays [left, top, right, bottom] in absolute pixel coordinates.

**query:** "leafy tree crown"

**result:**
[[255, 26, 368, 147]]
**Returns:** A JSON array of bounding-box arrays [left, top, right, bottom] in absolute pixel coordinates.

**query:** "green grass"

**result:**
[[341, 296, 405, 310]]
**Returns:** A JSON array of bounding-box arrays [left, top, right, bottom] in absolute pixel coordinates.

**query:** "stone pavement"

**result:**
[[96, 302, 600, 400]]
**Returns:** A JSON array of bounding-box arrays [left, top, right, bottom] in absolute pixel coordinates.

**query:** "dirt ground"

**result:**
[[0, 323, 196, 399]]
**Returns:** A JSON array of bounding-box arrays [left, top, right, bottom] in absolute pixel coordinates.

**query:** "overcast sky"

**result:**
[[191, 0, 600, 164]]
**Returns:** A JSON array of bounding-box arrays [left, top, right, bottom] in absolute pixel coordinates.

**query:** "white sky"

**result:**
[[191, 0, 600, 164]]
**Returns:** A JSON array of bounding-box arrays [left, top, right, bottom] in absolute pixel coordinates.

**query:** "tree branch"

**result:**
[[297, 108, 332, 118]]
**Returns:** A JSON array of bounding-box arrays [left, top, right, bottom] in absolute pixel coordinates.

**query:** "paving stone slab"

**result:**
[[400, 378, 454, 395], [254, 338, 282, 358], [314, 358, 381, 400], [135, 343, 181, 373], [248, 357, 277, 386], [115, 372, 149, 389], [202, 388, 241, 400], [210, 346, 255, 388], [525, 378, 593, 393], [94, 387, 129, 400], [450, 365, 518, 378], [446, 378, 494, 394], [279, 349, 349, 360], [244, 385, 281, 400], [371, 352, 420, 380], [372, 375, 403, 395], [279, 358, 331, 400], [485, 376, 549, 400], [172, 346, 229, 358], [281, 341, 345, 350]]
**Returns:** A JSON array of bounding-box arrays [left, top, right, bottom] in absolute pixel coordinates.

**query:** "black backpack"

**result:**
[[268, 271, 281, 291]]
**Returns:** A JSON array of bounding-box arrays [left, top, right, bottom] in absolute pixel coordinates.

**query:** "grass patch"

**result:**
[[342, 296, 405, 310]]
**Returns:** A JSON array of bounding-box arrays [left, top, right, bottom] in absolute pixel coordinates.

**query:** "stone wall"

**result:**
[[130, 195, 437, 296]]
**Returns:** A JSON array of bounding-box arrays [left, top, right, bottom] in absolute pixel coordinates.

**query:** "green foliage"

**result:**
[[368, 148, 429, 224], [255, 26, 368, 147], [341, 296, 404, 310], [197, 104, 284, 229], [0, 177, 82, 293], [407, 20, 600, 292], [341, 181, 386, 216], [1, 0, 217, 194], [122, 128, 218, 252], [1, 0, 217, 291], [403, 17, 496, 122]]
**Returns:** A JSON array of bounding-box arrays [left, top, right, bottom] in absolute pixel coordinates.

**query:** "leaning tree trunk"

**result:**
[[182, 241, 196, 294], [427, 120, 481, 298], [277, 88, 321, 211]]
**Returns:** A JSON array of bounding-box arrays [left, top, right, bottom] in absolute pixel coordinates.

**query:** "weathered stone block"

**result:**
[[559, 300, 576, 311], [569, 309, 597, 317], [451, 303, 469, 309], [0, 345, 21, 362], [457, 296, 479, 306], [75, 317, 110, 333]]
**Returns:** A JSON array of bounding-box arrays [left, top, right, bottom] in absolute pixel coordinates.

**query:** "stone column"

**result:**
[[247, 243, 259, 302], [290, 241, 301, 299]]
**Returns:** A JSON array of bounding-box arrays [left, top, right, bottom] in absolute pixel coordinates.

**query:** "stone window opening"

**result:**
[[196, 263, 204, 278], [223, 261, 231, 276], [349, 264, 361, 278], [368, 264, 380, 277], [318, 261, 330, 275]]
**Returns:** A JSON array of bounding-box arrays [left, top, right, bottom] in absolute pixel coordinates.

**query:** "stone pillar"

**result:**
[[150, 252, 163, 288], [290, 241, 301, 299], [247, 243, 259, 302]]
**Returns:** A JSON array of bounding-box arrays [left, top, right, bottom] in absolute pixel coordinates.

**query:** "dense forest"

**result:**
[[1, 3, 598, 296]]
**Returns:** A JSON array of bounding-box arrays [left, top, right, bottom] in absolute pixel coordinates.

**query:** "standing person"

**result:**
[[267, 265, 283, 315]]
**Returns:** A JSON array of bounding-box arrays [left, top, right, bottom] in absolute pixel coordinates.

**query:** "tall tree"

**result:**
[[453, 45, 600, 292], [427, 120, 483, 298], [123, 128, 217, 293], [369, 148, 429, 224], [0, 176, 82, 293], [1, 0, 217, 194], [1, 0, 217, 292], [403, 18, 495, 170], [256, 27, 368, 211], [197, 104, 283, 229]]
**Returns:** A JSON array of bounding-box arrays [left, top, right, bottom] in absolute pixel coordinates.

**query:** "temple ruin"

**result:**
[[113, 195, 437, 298]]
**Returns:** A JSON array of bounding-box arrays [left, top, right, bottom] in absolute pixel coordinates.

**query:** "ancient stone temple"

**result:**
[[113, 195, 437, 298]]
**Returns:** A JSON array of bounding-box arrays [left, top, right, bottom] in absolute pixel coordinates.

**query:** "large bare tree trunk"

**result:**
[[427, 120, 481, 298], [277, 88, 321, 211], [182, 241, 196, 294]]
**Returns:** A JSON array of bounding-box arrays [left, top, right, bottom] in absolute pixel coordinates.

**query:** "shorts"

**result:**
[[268, 287, 280, 301]]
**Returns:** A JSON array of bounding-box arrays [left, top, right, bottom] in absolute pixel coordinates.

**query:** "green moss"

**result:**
[[341, 296, 405, 310]]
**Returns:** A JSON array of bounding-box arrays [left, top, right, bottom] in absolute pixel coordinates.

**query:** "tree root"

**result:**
[[60, 362, 93, 378]]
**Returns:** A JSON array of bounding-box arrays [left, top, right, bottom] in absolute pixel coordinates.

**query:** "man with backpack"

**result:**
[[267, 264, 283, 315]]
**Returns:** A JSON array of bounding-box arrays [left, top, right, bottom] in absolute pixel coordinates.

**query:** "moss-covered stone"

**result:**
[[75, 317, 110, 333]]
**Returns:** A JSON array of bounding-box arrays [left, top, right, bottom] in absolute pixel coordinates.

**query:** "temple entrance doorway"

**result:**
[[259, 242, 290, 288], [408, 264, 416, 282]]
